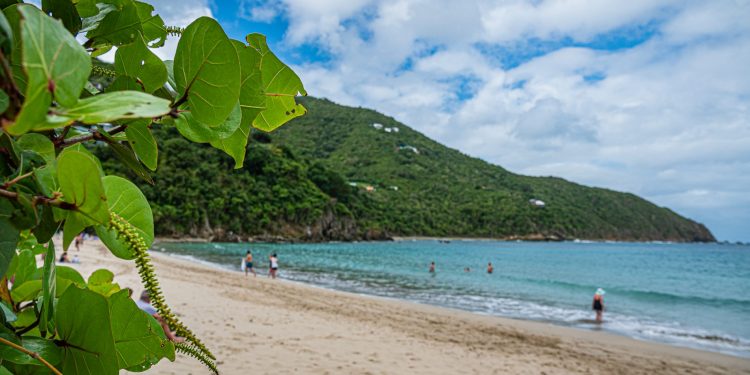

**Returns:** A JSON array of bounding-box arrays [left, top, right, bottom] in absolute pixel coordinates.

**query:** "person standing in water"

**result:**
[[429, 261, 435, 273], [244, 250, 256, 277], [592, 288, 605, 322], [269, 253, 279, 279], [487, 262, 494, 274]]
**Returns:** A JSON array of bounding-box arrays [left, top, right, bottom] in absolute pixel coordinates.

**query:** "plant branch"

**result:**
[[0, 189, 74, 210], [15, 312, 40, 335], [2, 171, 34, 189], [0, 337, 63, 375], [56, 125, 126, 148]]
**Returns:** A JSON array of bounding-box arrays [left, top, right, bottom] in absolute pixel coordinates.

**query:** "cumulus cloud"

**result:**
[[279, 0, 750, 240]]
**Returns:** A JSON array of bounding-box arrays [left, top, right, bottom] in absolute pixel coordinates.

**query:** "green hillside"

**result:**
[[97, 97, 713, 242], [269, 97, 714, 242]]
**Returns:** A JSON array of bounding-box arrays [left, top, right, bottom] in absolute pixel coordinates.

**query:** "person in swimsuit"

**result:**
[[487, 262, 494, 274], [244, 250, 256, 277], [592, 288, 605, 323], [137, 290, 184, 343], [269, 253, 279, 279], [429, 261, 435, 273]]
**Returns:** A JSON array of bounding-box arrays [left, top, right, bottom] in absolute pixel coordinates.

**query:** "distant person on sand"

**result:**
[[593, 288, 605, 323], [74, 234, 83, 251], [72, 255, 80, 264], [244, 250, 256, 277], [269, 253, 279, 279], [429, 261, 435, 273], [137, 290, 185, 343], [58, 251, 69, 263]]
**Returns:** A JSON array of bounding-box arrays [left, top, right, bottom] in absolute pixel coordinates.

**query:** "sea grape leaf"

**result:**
[[8, 5, 90, 135], [0, 335, 62, 367], [84, 0, 140, 47], [134, 1, 165, 47], [53, 265, 85, 297], [174, 17, 240, 126], [56, 286, 118, 375], [32, 205, 61, 243], [209, 40, 265, 168], [232, 39, 265, 125], [210, 121, 251, 169], [9, 279, 40, 302], [109, 290, 175, 370], [88, 268, 120, 296], [124, 120, 158, 171], [16, 133, 54, 163], [1, 6, 26, 95], [42, 0, 82, 34], [39, 241, 55, 336], [115, 33, 167, 93], [246, 33, 307, 131], [57, 150, 109, 250], [0, 199, 19, 279], [95, 175, 153, 260], [53, 91, 171, 124], [7, 248, 34, 287], [0, 90, 8, 114], [75, 0, 98, 18], [175, 101, 242, 143], [98, 130, 154, 184], [0, 10, 12, 56]]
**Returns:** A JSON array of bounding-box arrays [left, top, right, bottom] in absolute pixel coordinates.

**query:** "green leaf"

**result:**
[[7, 248, 33, 287], [16, 133, 55, 163], [0, 9, 12, 56], [0, 301, 15, 323], [174, 17, 240, 126], [95, 175, 153, 260], [233, 39, 266, 126], [98, 129, 154, 184], [42, 0, 82, 34], [84, 0, 140, 47], [32, 205, 61, 243], [57, 150, 109, 250], [134, 1, 165, 47], [0, 90, 8, 114], [109, 290, 175, 370], [115, 33, 167, 93], [0, 334, 62, 367], [7, 5, 91, 135], [175, 101, 242, 143], [210, 122, 251, 169], [88, 268, 114, 285], [0, 199, 19, 279], [56, 286, 118, 375], [39, 241, 55, 336], [247, 33, 307, 131], [54, 265, 85, 297], [53, 91, 171, 124], [10, 280, 41, 302], [124, 120, 158, 171]]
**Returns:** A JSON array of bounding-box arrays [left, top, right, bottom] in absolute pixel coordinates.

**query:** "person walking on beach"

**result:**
[[269, 253, 279, 279], [74, 234, 83, 251], [487, 262, 494, 274], [429, 261, 435, 273], [592, 288, 605, 323], [244, 250, 256, 277]]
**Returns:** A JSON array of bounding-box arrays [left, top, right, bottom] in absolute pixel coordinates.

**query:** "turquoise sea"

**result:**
[[156, 240, 750, 357]]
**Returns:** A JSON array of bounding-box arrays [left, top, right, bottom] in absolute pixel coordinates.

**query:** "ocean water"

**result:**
[[155, 240, 750, 357]]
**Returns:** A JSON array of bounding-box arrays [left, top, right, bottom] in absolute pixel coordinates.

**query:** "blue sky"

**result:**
[[146, 0, 750, 242]]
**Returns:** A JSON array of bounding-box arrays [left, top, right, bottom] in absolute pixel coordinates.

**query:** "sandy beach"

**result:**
[[54, 238, 749, 375]]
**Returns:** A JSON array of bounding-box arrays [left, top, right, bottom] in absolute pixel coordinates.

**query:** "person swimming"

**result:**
[[592, 288, 605, 323], [487, 262, 493, 274], [429, 261, 435, 273]]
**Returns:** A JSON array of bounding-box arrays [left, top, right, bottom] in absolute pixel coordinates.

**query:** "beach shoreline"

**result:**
[[62, 238, 749, 374]]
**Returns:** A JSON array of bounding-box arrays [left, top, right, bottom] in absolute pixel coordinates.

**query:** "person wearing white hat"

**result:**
[[592, 288, 606, 322]]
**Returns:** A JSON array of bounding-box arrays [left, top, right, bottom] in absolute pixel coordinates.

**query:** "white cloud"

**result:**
[[281, 0, 750, 240]]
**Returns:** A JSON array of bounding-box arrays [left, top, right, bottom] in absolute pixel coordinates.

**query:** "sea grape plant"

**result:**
[[0, 1, 306, 373]]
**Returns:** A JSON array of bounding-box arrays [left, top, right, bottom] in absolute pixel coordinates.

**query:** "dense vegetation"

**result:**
[[0, 1, 306, 373], [102, 97, 714, 242]]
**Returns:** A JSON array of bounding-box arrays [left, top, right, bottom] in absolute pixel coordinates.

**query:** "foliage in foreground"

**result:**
[[0, 1, 306, 373]]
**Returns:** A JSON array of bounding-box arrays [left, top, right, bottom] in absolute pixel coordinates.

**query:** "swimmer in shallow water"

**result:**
[[592, 288, 605, 323]]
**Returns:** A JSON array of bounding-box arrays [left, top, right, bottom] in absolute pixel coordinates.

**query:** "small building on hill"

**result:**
[[529, 199, 546, 207], [372, 123, 383, 130]]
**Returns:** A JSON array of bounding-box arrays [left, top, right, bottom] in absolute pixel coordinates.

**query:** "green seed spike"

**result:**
[[108, 212, 218, 366], [175, 342, 218, 374]]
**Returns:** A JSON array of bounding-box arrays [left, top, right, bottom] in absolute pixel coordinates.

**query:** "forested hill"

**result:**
[[99, 97, 714, 242]]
